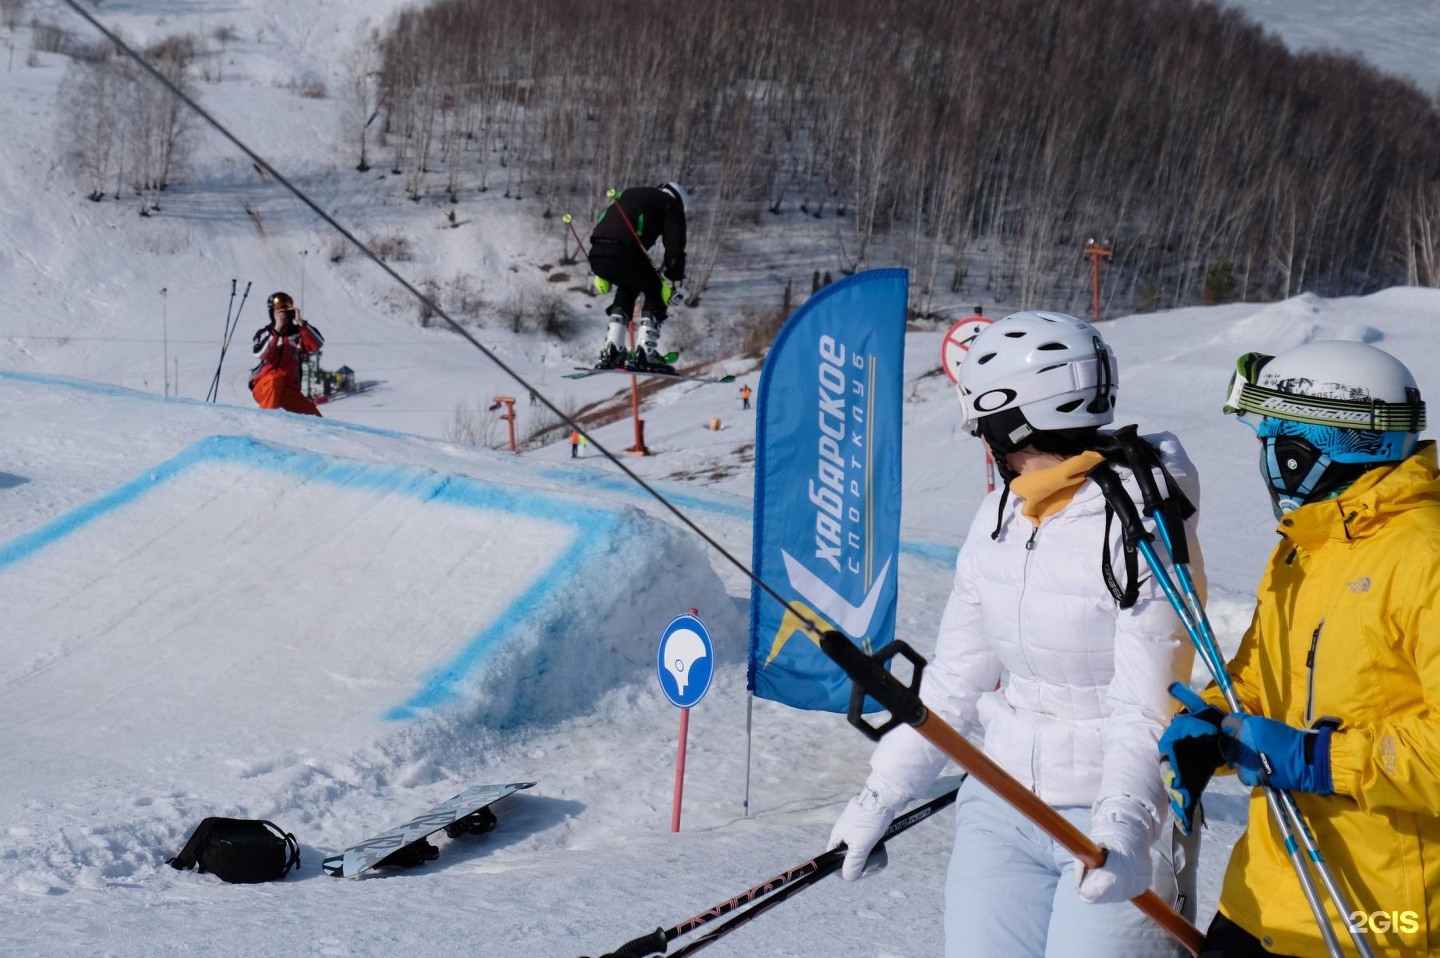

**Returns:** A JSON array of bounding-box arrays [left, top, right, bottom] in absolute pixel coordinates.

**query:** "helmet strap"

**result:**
[[1261, 435, 1379, 515]]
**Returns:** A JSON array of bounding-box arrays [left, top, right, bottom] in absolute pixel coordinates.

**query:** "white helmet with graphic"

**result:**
[[956, 311, 1117, 452], [1223, 339, 1425, 513], [659, 181, 689, 214]]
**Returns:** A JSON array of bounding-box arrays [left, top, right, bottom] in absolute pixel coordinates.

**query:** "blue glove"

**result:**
[[1220, 713, 1335, 795], [1158, 682, 1225, 835]]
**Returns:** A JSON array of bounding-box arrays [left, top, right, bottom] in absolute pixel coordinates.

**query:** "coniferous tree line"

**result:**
[[367, 0, 1440, 312]]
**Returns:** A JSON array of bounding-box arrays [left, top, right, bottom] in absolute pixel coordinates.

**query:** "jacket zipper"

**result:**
[[1304, 619, 1324, 727], [1019, 518, 1040, 790]]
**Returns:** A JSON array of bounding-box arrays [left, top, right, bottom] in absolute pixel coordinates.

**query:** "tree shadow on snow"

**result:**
[[0, 472, 30, 490]]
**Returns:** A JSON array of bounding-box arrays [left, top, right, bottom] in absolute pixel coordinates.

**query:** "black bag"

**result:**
[[169, 818, 301, 884]]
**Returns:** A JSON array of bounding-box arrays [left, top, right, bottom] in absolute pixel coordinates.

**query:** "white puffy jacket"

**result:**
[[869, 433, 1201, 842]]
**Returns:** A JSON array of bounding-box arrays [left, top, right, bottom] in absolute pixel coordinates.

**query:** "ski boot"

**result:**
[[627, 313, 676, 375], [594, 309, 630, 370]]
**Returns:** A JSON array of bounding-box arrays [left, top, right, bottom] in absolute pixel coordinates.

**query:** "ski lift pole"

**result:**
[[818, 632, 1205, 957], [1088, 458, 1365, 958]]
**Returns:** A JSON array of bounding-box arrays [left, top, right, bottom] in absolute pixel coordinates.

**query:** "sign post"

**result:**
[[943, 310, 996, 492], [657, 609, 714, 832]]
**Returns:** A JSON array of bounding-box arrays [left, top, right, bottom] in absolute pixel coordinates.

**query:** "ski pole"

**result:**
[[562, 213, 590, 260], [1087, 461, 1365, 958], [584, 787, 958, 958], [207, 280, 252, 402], [206, 280, 238, 402], [820, 632, 1205, 956]]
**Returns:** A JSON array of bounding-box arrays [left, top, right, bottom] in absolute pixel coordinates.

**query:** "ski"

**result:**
[[322, 781, 534, 878], [566, 366, 736, 385]]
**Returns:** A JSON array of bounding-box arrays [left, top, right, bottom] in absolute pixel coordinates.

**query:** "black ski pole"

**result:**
[[206, 280, 237, 402], [207, 280, 252, 402], [585, 788, 958, 958]]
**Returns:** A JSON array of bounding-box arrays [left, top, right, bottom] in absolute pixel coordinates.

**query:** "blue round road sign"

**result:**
[[656, 613, 714, 709]]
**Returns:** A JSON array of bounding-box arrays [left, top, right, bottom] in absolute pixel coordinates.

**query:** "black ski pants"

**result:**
[[589, 240, 668, 323], [1200, 913, 1300, 958]]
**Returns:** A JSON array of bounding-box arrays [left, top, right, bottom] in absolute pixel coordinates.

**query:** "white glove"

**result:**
[[827, 777, 904, 881], [1076, 796, 1155, 904]]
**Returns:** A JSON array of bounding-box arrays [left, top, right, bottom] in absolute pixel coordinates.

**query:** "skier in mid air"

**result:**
[[588, 182, 687, 375]]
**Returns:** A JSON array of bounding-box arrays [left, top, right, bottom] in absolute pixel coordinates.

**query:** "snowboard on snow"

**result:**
[[566, 365, 736, 385], [322, 781, 534, 878]]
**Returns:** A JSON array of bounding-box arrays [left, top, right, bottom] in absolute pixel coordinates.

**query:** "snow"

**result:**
[[0, 2, 1437, 957]]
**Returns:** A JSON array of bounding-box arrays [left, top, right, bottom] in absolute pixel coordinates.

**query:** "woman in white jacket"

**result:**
[[829, 311, 1200, 957]]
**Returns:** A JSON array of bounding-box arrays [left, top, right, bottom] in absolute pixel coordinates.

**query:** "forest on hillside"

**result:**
[[357, 0, 1440, 314], [47, 0, 1440, 317]]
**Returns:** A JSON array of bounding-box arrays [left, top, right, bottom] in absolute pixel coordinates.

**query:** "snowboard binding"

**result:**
[[444, 805, 498, 839]]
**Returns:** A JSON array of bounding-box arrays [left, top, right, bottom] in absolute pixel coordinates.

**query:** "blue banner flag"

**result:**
[[747, 269, 907, 712]]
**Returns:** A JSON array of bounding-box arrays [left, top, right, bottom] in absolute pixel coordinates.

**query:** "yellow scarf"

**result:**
[[1008, 450, 1106, 525]]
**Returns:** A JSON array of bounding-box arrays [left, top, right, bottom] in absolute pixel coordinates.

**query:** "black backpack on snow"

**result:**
[[168, 818, 301, 884]]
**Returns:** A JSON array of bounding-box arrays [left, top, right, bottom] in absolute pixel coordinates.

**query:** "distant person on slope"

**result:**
[[249, 291, 323, 417], [1159, 341, 1439, 957], [588, 182, 687, 375], [829, 311, 1201, 958]]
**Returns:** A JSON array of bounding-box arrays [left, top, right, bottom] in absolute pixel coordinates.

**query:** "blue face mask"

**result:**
[[1250, 418, 1412, 516]]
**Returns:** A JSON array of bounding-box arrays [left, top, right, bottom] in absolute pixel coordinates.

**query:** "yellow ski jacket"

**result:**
[[1205, 443, 1440, 957]]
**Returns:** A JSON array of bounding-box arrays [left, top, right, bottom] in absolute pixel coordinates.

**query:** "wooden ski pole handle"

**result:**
[[915, 717, 1204, 955]]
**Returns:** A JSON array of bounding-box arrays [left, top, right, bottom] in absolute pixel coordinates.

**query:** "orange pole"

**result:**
[[1083, 240, 1113, 324], [671, 707, 690, 832], [491, 397, 517, 453], [913, 717, 1203, 954], [627, 320, 649, 455]]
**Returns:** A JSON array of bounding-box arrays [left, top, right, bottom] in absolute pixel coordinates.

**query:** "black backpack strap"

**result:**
[[1111, 425, 1195, 566], [258, 820, 302, 877], [1100, 503, 1141, 609]]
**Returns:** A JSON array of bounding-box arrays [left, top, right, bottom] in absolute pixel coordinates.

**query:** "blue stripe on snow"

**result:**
[[0, 434, 621, 718], [541, 467, 959, 567]]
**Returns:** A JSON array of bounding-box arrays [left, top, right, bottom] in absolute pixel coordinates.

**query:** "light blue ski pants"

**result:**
[[944, 778, 1184, 958]]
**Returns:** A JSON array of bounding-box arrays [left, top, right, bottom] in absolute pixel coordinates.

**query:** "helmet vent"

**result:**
[[1056, 398, 1084, 413], [977, 352, 996, 365], [1038, 342, 1067, 351], [1003, 331, 1026, 338]]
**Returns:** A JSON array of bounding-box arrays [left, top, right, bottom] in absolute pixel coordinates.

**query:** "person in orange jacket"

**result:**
[[250, 291, 323, 417], [740, 384, 752, 410]]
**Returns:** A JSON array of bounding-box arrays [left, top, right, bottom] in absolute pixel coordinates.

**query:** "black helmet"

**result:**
[[267, 291, 295, 315]]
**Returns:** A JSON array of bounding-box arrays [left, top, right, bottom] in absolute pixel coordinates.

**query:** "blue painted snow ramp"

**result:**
[[0, 436, 735, 767]]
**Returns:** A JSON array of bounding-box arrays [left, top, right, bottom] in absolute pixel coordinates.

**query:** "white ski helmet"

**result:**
[[956, 311, 1118, 451], [1223, 340, 1426, 512], [659, 181, 689, 214]]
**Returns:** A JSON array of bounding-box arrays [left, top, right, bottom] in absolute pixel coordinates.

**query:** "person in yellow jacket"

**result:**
[[1158, 340, 1437, 957]]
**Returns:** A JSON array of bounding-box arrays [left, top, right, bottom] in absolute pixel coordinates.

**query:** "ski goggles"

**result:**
[[1223, 351, 1425, 432]]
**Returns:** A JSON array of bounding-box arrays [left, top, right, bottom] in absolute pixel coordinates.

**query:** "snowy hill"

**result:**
[[2, 2, 1439, 957]]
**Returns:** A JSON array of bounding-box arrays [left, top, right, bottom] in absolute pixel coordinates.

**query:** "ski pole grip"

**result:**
[[1087, 464, 1151, 546], [598, 927, 668, 958], [818, 632, 927, 742], [1114, 426, 1164, 517]]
